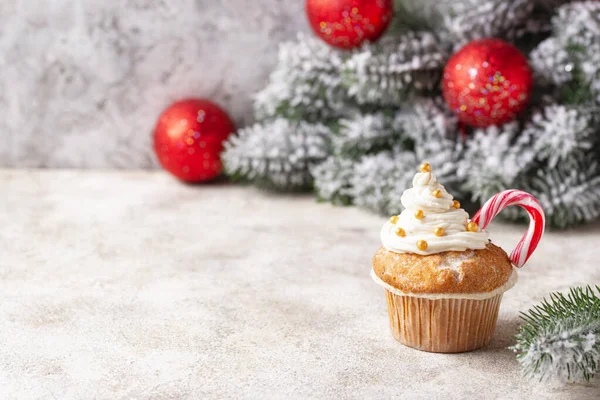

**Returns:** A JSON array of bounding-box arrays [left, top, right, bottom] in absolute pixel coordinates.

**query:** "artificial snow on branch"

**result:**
[[530, 2, 600, 105], [458, 122, 536, 206], [222, 119, 331, 190], [442, 0, 536, 49], [511, 286, 600, 383], [522, 156, 600, 229], [333, 111, 403, 160], [525, 105, 596, 168], [397, 100, 463, 194], [350, 150, 418, 216], [253, 34, 348, 122], [343, 32, 446, 106], [312, 156, 355, 206]]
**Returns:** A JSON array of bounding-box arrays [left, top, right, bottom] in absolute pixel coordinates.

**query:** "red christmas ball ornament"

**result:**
[[153, 99, 235, 183], [306, 0, 394, 50], [442, 39, 533, 128]]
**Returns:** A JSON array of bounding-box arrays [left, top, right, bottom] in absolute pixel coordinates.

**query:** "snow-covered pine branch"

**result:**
[[520, 156, 600, 229], [524, 105, 597, 169], [529, 37, 571, 87], [312, 156, 355, 206], [253, 34, 348, 123], [350, 150, 418, 216], [458, 122, 537, 213], [397, 99, 463, 195], [222, 119, 331, 190], [313, 102, 463, 213], [313, 111, 404, 206], [460, 103, 600, 227], [333, 111, 405, 160], [343, 32, 446, 106], [442, 0, 539, 49], [530, 2, 600, 105], [511, 286, 600, 383]]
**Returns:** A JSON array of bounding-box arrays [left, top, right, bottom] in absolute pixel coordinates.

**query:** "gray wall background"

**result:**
[[0, 0, 308, 168]]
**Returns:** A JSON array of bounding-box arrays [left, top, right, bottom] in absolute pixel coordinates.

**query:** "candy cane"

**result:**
[[472, 190, 545, 268]]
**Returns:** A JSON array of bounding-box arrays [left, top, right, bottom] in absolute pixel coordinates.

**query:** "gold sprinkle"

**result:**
[[414, 209, 424, 220], [466, 221, 479, 232], [434, 227, 445, 237], [416, 240, 428, 251], [432, 189, 442, 198], [395, 227, 406, 237], [453, 200, 461, 209], [389, 215, 399, 224], [419, 163, 431, 173]]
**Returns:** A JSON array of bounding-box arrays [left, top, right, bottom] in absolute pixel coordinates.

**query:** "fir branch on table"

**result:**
[[222, 119, 331, 191], [511, 286, 600, 383]]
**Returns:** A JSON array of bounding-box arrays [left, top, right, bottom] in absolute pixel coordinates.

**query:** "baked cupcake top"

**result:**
[[380, 163, 490, 255], [372, 243, 515, 295]]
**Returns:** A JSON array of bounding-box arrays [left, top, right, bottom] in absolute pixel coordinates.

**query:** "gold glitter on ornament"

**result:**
[[434, 227, 445, 237], [416, 240, 428, 251], [432, 189, 442, 198], [419, 163, 431, 173], [395, 227, 406, 237], [389, 215, 399, 224], [466, 221, 479, 232], [414, 210, 424, 220], [453, 200, 461, 209]]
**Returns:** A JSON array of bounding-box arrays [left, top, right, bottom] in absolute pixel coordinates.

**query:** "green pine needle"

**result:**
[[511, 286, 600, 383]]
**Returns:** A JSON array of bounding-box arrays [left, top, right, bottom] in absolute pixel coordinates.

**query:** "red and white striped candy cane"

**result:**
[[472, 190, 545, 268]]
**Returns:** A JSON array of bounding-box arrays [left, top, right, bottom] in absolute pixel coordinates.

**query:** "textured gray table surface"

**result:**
[[1, 170, 599, 399]]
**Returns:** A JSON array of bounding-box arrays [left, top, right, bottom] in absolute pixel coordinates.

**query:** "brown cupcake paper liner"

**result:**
[[384, 291, 503, 353], [372, 269, 517, 353]]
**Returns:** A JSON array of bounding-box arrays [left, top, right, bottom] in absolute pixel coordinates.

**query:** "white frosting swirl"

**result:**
[[381, 170, 490, 255]]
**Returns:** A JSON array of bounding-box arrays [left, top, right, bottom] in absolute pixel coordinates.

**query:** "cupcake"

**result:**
[[371, 163, 518, 353]]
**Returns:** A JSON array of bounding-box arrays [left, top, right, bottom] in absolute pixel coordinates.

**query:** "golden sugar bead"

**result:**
[[419, 163, 431, 173], [466, 221, 479, 232], [389, 215, 399, 224], [432, 189, 442, 198], [453, 200, 461, 209], [434, 227, 445, 237], [414, 209, 424, 219], [416, 240, 428, 251], [395, 227, 406, 237]]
